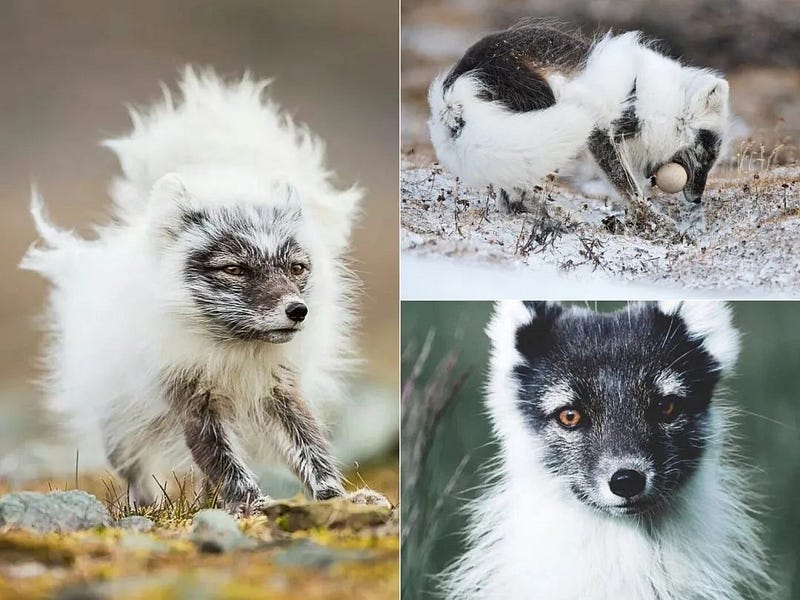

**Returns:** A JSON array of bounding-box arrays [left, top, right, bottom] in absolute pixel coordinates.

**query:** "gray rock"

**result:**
[[274, 538, 369, 569], [114, 515, 154, 532], [0, 490, 111, 532], [190, 508, 256, 553]]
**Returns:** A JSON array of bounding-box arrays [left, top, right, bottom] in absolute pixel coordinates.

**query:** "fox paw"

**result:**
[[227, 494, 272, 518], [344, 489, 392, 508], [498, 187, 541, 214]]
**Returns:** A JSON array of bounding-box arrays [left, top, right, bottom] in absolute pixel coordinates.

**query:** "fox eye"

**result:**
[[557, 408, 583, 429], [655, 396, 680, 420], [221, 265, 246, 276], [290, 263, 307, 276]]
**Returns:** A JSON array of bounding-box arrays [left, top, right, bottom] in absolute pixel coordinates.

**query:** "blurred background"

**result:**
[[0, 1, 398, 487], [402, 0, 800, 165], [401, 301, 800, 599]]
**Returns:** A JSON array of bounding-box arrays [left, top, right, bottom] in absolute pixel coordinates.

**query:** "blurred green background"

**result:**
[[401, 301, 800, 600]]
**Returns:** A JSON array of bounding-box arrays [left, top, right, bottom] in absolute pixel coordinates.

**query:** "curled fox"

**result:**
[[22, 68, 388, 512], [428, 22, 728, 214]]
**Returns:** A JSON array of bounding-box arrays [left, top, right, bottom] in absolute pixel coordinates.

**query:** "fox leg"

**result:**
[[588, 129, 676, 232], [266, 372, 390, 507], [181, 391, 266, 512], [587, 128, 642, 202]]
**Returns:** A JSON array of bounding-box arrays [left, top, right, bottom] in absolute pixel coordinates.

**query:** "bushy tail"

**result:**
[[427, 73, 597, 189], [20, 188, 81, 279]]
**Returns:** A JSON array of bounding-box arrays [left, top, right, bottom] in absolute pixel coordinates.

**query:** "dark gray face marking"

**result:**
[[512, 302, 721, 517], [180, 205, 312, 342], [443, 21, 589, 115]]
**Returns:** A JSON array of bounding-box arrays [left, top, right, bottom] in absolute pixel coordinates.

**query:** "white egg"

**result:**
[[654, 163, 688, 194]]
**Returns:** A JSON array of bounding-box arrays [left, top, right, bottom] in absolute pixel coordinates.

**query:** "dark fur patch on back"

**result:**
[[444, 22, 590, 113]]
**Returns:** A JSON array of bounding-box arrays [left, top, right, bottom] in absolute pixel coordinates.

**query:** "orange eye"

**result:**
[[222, 265, 245, 276], [658, 398, 676, 418], [557, 408, 582, 428]]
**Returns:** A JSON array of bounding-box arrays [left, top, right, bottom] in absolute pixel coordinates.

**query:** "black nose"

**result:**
[[609, 469, 646, 498], [285, 302, 308, 323]]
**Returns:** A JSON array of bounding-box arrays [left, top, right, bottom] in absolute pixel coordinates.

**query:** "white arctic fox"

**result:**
[[428, 22, 729, 212], [441, 301, 771, 600], [20, 68, 387, 511]]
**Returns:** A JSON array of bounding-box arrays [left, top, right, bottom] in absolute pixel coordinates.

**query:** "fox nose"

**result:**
[[609, 469, 646, 498], [285, 302, 308, 323]]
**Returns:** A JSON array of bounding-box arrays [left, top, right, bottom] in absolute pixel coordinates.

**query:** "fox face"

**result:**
[[149, 173, 317, 344], [489, 301, 739, 516]]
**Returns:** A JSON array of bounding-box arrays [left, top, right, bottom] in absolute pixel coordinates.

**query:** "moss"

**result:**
[[0, 461, 398, 599]]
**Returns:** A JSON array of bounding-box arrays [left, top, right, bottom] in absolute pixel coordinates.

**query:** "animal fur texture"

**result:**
[[21, 68, 387, 511], [428, 21, 729, 213], [440, 301, 771, 600]]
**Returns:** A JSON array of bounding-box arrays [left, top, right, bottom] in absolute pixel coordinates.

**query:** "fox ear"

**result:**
[[147, 173, 199, 234], [487, 301, 562, 371], [657, 301, 739, 373], [688, 74, 729, 118]]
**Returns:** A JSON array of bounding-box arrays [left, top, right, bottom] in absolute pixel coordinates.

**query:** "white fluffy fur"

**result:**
[[441, 301, 771, 600], [18, 68, 361, 480], [428, 73, 596, 188], [429, 31, 729, 193]]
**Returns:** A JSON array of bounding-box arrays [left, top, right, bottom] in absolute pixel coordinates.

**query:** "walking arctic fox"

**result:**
[[441, 301, 771, 600], [21, 68, 387, 512], [428, 22, 729, 213]]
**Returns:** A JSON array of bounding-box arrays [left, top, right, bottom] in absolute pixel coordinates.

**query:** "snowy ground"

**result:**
[[401, 162, 800, 299]]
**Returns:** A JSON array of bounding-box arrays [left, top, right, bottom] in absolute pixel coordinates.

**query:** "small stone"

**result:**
[[114, 516, 154, 532], [190, 509, 256, 553], [274, 539, 369, 569], [0, 490, 111, 533]]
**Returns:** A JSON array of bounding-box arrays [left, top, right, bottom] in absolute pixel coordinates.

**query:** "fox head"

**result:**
[[487, 301, 739, 517], [622, 63, 729, 204]]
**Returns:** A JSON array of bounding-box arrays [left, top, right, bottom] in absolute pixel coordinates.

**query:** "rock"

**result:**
[[274, 538, 369, 569], [264, 496, 392, 532], [114, 516, 154, 532], [0, 490, 111, 533], [190, 509, 256, 553]]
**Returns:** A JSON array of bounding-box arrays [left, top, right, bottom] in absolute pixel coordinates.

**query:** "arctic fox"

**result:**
[[21, 68, 387, 512], [428, 22, 729, 213], [441, 301, 771, 600]]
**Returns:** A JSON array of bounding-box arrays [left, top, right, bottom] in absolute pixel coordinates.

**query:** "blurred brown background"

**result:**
[[0, 1, 398, 453]]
